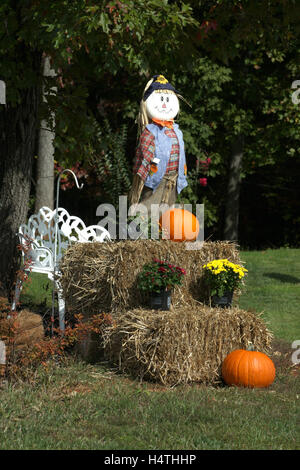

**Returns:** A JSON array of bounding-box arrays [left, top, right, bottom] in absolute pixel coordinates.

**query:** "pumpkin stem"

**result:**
[[247, 341, 255, 351]]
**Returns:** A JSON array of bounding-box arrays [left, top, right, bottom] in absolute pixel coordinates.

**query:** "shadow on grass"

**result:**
[[263, 272, 300, 284]]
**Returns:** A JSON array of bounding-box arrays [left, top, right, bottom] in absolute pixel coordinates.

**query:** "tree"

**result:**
[[0, 50, 42, 295], [0, 0, 198, 295], [201, 1, 300, 241], [177, 0, 300, 241], [35, 55, 57, 212], [223, 135, 244, 241]]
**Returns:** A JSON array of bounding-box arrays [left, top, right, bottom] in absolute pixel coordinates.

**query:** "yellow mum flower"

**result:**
[[203, 259, 247, 275]]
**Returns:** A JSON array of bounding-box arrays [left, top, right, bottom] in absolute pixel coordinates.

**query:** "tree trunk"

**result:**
[[0, 54, 41, 297], [223, 134, 244, 241], [35, 55, 56, 212]]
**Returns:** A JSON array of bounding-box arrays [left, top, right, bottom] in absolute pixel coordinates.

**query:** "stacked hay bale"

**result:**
[[102, 307, 272, 386], [60, 240, 242, 315], [60, 240, 273, 385]]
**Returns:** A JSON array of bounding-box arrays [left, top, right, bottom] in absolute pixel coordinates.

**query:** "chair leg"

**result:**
[[11, 277, 24, 311], [57, 293, 65, 332], [55, 279, 66, 332]]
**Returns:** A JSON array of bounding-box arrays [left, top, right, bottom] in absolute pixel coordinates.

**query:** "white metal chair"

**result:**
[[12, 206, 111, 330]]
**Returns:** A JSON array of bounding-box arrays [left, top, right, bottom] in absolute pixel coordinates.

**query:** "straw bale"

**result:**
[[60, 240, 242, 316], [13, 309, 44, 351], [102, 306, 273, 386]]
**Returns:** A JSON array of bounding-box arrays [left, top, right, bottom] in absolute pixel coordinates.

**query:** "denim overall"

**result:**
[[144, 123, 188, 195]]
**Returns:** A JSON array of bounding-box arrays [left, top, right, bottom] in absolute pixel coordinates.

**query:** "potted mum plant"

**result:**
[[202, 259, 248, 308], [137, 258, 186, 310]]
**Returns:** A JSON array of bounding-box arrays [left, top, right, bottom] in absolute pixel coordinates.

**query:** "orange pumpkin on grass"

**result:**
[[222, 344, 276, 388], [159, 208, 199, 242]]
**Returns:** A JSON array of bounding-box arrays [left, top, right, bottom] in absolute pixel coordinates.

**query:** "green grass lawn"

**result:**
[[238, 247, 300, 343], [20, 273, 54, 310], [0, 248, 299, 450], [0, 357, 298, 450]]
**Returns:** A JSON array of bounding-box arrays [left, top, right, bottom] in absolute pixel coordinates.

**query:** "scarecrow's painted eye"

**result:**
[[161, 96, 164, 102], [166, 96, 169, 102]]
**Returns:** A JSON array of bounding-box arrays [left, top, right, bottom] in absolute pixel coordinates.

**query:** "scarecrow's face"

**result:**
[[146, 91, 179, 121]]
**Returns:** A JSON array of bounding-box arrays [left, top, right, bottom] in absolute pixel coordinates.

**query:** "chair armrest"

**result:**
[[17, 233, 55, 270]]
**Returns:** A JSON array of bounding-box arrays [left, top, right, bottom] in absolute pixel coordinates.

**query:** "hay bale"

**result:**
[[13, 309, 44, 351], [60, 240, 242, 316], [0, 308, 44, 352], [0, 309, 44, 371], [102, 306, 273, 386]]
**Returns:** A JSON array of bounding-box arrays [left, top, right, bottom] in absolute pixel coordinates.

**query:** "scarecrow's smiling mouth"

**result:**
[[154, 106, 173, 114]]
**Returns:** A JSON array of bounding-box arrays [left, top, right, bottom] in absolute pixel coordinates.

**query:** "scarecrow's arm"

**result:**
[[128, 128, 155, 206]]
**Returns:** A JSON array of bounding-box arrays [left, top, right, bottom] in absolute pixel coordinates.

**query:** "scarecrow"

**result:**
[[129, 75, 189, 212]]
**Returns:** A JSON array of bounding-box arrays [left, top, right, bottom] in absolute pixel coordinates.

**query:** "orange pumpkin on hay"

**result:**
[[159, 208, 199, 242]]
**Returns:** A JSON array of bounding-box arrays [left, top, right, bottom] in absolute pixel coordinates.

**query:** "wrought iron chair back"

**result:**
[[13, 206, 111, 330]]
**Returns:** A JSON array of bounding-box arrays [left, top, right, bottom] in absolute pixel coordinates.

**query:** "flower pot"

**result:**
[[149, 289, 171, 310], [212, 291, 233, 308]]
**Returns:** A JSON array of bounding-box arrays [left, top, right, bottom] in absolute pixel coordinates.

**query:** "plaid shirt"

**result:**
[[134, 126, 180, 181]]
